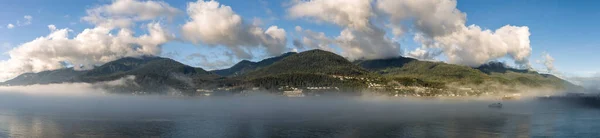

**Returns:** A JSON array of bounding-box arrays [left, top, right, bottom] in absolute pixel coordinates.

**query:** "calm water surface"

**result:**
[[0, 94, 598, 138]]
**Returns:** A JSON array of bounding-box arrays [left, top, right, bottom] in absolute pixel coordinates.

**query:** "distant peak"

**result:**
[[238, 60, 254, 64]]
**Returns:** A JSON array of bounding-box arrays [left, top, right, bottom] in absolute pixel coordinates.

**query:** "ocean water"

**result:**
[[0, 94, 598, 138]]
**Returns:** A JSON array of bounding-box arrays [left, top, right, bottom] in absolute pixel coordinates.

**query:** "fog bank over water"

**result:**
[[0, 85, 536, 119], [1, 84, 596, 137]]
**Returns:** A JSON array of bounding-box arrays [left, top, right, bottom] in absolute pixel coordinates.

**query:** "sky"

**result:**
[[0, 0, 598, 82]]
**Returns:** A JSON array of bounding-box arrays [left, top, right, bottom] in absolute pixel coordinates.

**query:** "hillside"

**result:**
[[244, 49, 369, 78], [81, 56, 163, 78], [356, 57, 580, 95], [211, 52, 296, 77], [80, 57, 221, 93], [1, 68, 87, 86], [1, 56, 221, 94]]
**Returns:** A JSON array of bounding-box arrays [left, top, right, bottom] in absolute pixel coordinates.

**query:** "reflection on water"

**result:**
[[0, 96, 598, 138]]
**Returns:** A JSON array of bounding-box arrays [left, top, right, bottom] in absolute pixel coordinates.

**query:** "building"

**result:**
[[283, 90, 305, 97]]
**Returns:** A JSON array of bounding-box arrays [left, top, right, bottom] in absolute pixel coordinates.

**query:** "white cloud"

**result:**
[[537, 52, 555, 73], [335, 27, 401, 60], [5, 15, 33, 29], [185, 52, 235, 70], [0, 0, 178, 82], [407, 47, 441, 61], [0, 23, 174, 81], [293, 26, 334, 51], [47, 24, 57, 31], [181, 0, 288, 59], [377, 0, 465, 37], [22, 15, 32, 25], [288, 0, 401, 60], [416, 25, 532, 67], [82, 0, 180, 29], [289, 0, 533, 67], [377, 0, 532, 67], [288, 0, 372, 30]]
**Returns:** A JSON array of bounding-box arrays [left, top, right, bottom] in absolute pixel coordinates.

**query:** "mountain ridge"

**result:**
[[1, 50, 582, 96]]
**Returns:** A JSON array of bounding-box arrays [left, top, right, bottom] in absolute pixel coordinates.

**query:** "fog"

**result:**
[[0, 83, 539, 121], [2, 83, 589, 137]]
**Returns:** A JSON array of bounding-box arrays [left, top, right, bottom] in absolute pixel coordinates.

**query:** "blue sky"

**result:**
[[0, 0, 598, 77]]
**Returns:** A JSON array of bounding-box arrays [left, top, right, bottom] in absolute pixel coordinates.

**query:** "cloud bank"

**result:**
[[289, 0, 533, 67]]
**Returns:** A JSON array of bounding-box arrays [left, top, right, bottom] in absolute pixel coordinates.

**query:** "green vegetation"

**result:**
[[211, 52, 296, 77], [1, 68, 86, 85], [243, 49, 369, 78]]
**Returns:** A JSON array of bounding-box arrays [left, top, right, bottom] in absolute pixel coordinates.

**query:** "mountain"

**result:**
[[211, 52, 296, 77], [1, 56, 221, 94], [244, 49, 369, 78], [1, 68, 87, 86], [80, 57, 221, 93], [80, 56, 163, 78], [1, 50, 582, 96], [354, 56, 417, 71], [356, 57, 581, 93], [81, 57, 218, 81]]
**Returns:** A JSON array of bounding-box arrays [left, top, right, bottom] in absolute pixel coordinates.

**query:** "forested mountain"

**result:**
[[0, 68, 87, 86], [243, 49, 369, 78], [0, 50, 582, 96], [356, 57, 581, 93], [211, 52, 296, 77]]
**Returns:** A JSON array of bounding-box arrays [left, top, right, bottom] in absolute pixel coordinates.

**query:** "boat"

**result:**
[[488, 103, 502, 108]]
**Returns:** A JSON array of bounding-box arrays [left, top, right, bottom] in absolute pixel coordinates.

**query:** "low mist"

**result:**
[[0, 82, 541, 120], [0, 83, 582, 138]]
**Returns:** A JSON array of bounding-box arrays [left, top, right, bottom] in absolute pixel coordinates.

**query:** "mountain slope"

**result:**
[[354, 56, 417, 71], [80, 57, 221, 93], [81, 56, 163, 78], [1, 56, 221, 94], [1, 68, 87, 86], [357, 57, 580, 92], [244, 49, 368, 78], [211, 52, 296, 77]]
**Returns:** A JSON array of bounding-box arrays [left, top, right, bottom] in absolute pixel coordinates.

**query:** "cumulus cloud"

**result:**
[[335, 26, 401, 60], [181, 0, 288, 59], [6, 24, 14, 29], [293, 26, 334, 51], [413, 25, 532, 67], [288, 0, 372, 30], [288, 0, 401, 60], [47, 24, 57, 31], [0, 0, 176, 82], [289, 0, 533, 67], [537, 52, 555, 73], [407, 48, 441, 61], [82, 0, 180, 28], [377, 0, 532, 67], [0, 23, 174, 81]]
